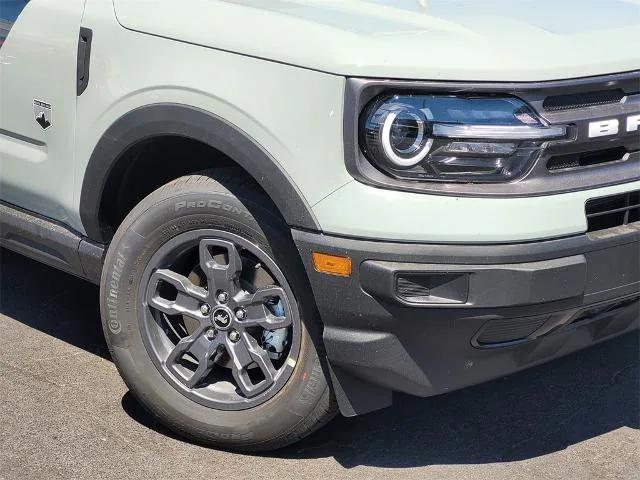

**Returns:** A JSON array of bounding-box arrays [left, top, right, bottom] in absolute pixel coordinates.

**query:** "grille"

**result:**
[[397, 276, 430, 301], [569, 297, 639, 326], [395, 273, 468, 304], [475, 316, 549, 345], [547, 147, 629, 171], [542, 89, 626, 111], [586, 190, 640, 232]]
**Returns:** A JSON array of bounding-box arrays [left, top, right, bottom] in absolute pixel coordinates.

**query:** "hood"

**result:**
[[114, 0, 640, 81]]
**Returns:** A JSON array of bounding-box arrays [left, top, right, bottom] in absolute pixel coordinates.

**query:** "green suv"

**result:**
[[1, 0, 638, 451]]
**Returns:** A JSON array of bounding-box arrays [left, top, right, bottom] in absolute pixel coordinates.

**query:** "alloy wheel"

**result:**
[[138, 229, 301, 410]]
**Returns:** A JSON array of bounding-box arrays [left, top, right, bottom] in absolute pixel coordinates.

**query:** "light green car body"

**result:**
[[1, 0, 639, 243]]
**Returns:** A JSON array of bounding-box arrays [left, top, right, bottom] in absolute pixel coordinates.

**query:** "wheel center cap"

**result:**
[[212, 308, 232, 330]]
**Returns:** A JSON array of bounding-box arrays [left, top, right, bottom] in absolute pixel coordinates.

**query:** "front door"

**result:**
[[0, 0, 87, 224]]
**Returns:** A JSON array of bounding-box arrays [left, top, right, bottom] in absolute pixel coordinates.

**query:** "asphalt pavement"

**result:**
[[0, 248, 638, 480]]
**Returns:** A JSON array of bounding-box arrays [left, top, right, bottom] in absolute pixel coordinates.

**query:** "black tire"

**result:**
[[100, 170, 336, 451]]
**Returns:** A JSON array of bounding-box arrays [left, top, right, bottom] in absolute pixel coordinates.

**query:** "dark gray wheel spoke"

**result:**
[[199, 239, 242, 294], [166, 325, 225, 388], [227, 331, 276, 397], [237, 286, 292, 329], [147, 269, 209, 319]]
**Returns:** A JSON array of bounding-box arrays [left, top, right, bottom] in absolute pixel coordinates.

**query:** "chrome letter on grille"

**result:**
[[627, 114, 640, 133], [588, 119, 619, 138]]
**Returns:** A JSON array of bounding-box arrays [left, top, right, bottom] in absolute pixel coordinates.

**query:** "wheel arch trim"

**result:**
[[79, 103, 321, 243]]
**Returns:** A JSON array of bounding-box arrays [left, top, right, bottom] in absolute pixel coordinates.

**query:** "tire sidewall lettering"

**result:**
[[174, 199, 252, 220], [105, 249, 128, 335]]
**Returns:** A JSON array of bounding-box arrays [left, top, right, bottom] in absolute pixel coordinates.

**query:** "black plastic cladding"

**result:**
[[345, 71, 640, 198], [292, 225, 640, 415], [80, 104, 321, 244]]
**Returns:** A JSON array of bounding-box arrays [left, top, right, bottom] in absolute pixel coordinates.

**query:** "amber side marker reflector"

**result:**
[[312, 252, 352, 277]]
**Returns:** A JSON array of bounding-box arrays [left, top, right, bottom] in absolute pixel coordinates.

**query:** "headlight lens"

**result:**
[[360, 95, 567, 182], [380, 107, 432, 167]]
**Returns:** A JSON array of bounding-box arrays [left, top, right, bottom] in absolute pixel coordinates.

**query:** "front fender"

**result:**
[[79, 103, 321, 243]]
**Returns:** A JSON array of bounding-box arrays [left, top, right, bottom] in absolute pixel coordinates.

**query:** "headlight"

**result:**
[[360, 95, 567, 182]]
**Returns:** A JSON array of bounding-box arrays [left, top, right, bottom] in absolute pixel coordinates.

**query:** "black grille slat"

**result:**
[[587, 204, 640, 218], [547, 147, 629, 171], [543, 89, 626, 111], [586, 191, 640, 232]]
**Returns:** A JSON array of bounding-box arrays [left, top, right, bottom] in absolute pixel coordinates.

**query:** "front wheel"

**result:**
[[100, 172, 336, 451]]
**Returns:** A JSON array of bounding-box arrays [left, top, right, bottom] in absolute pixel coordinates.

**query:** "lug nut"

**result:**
[[205, 329, 217, 340], [200, 304, 212, 315], [217, 291, 229, 304], [228, 330, 241, 343], [235, 308, 247, 320]]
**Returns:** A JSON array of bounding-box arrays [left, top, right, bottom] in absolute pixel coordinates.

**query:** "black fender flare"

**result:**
[[79, 103, 320, 243]]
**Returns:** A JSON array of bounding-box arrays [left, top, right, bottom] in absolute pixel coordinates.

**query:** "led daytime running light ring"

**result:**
[[381, 110, 433, 167]]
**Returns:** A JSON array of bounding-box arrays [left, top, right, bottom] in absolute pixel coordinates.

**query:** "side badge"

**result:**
[[33, 99, 52, 130]]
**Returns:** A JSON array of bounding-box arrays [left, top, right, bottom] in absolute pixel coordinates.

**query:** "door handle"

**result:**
[[77, 27, 93, 96]]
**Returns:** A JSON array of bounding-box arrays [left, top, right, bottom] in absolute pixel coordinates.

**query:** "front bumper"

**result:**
[[293, 224, 640, 416]]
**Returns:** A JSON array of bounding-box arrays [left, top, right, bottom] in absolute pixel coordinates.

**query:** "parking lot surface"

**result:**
[[0, 249, 638, 480]]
